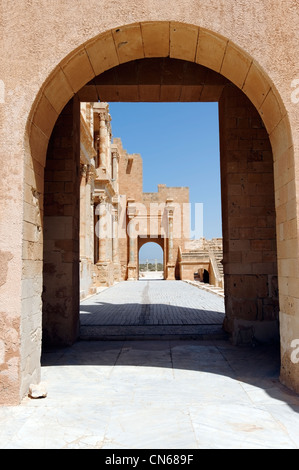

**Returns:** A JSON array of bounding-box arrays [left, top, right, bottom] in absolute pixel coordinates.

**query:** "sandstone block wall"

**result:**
[[43, 99, 80, 346], [0, 1, 298, 403], [220, 85, 279, 342]]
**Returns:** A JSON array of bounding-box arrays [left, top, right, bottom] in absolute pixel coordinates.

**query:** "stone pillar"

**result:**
[[98, 111, 107, 168], [80, 164, 96, 299], [111, 148, 120, 193], [95, 194, 110, 286], [97, 194, 108, 263], [80, 164, 87, 260], [127, 200, 137, 280], [112, 203, 121, 283], [107, 115, 112, 175], [128, 219, 135, 265], [85, 166, 94, 260], [112, 207, 119, 263], [166, 198, 175, 280]]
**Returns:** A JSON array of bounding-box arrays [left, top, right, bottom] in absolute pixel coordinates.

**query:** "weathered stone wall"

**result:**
[[143, 184, 190, 239], [220, 84, 279, 343], [0, 1, 298, 402], [117, 139, 143, 278], [117, 145, 143, 202], [141, 184, 190, 279], [180, 260, 210, 282], [43, 98, 80, 346]]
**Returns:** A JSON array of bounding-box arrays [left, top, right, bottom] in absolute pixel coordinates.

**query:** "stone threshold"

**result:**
[[80, 324, 228, 341]]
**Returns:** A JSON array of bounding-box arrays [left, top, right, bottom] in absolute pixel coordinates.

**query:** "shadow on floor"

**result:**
[[41, 338, 299, 414], [79, 302, 225, 326]]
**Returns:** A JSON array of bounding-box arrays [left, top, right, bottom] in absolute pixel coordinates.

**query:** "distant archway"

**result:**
[[138, 238, 164, 280]]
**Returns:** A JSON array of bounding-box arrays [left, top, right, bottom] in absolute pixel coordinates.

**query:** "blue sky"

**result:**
[[108, 102, 222, 262]]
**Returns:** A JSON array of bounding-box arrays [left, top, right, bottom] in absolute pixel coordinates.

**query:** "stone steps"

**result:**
[[80, 324, 228, 341], [184, 280, 225, 298]]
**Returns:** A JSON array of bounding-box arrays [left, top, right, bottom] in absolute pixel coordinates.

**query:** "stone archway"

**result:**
[[9, 20, 297, 403], [138, 238, 165, 280]]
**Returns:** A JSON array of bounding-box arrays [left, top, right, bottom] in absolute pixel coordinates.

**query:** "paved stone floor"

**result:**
[[1, 282, 299, 449], [80, 280, 226, 340], [1, 339, 299, 449]]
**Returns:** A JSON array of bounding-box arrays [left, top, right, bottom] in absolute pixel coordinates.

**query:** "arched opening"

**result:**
[[203, 270, 210, 284], [21, 22, 297, 399], [138, 241, 164, 280], [40, 56, 280, 347]]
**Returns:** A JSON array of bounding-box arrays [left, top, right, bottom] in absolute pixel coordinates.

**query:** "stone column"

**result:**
[[112, 207, 119, 263], [168, 212, 174, 262], [97, 194, 108, 263], [127, 200, 137, 280], [112, 203, 121, 283], [98, 111, 107, 168], [111, 148, 120, 193], [95, 194, 111, 286], [166, 198, 175, 280], [85, 165, 94, 261], [107, 115, 112, 175], [80, 164, 87, 260], [128, 218, 135, 265]]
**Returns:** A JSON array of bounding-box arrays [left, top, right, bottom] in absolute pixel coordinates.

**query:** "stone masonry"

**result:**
[[0, 2, 298, 403]]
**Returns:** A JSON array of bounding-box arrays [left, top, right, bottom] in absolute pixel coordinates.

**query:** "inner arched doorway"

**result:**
[[21, 22, 297, 401], [138, 239, 165, 280]]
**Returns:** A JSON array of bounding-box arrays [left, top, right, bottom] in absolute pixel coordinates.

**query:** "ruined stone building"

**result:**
[[78, 101, 223, 300], [1, 1, 299, 405]]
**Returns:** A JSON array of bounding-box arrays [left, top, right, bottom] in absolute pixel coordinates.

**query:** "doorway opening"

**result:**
[[41, 57, 279, 348], [138, 241, 164, 280], [203, 270, 210, 284]]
